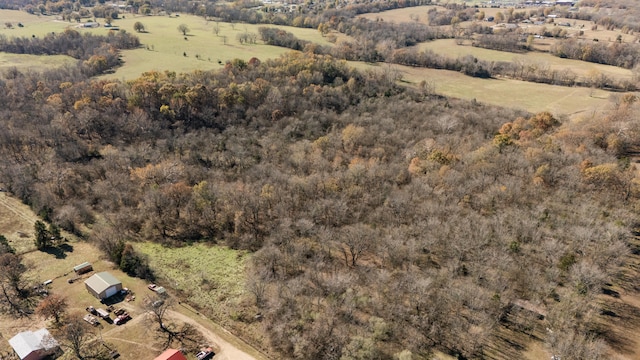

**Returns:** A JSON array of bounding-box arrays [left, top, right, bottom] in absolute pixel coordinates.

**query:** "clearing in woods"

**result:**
[[351, 61, 620, 116], [414, 39, 634, 84], [0, 10, 348, 79]]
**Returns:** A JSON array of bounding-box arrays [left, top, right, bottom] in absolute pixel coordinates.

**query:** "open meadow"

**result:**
[[353, 61, 622, 116], [415, 38, 634, 83], [0, 10, 343, 79]]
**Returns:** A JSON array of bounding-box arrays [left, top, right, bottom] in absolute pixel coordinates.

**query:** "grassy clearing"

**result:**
[[0, 10, 341, 79], [352, 61, 620, 116], [89, 14, 335, 79], [0, 192, 40, 254], [134, 242, 248, 322], [356, 5, 447, 24], [0, 10, 73, 36], [415, 39, 633, 82], [0, 52, 76, 72]]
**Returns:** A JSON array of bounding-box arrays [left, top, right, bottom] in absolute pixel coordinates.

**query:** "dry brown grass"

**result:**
[[0, 192, 40, 254]]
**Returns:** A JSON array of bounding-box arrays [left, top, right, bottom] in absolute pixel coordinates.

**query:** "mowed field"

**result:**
[[93, 14, 337, 79], [0, 192, 262, 360], [415, 39, 634, 83], [353, 62, 620, 116], [0, 10, 344, 79], [356, 4, 636, 43]]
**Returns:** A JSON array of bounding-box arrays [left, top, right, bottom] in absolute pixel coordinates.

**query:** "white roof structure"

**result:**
[[9, 329, 59, 360], [85, 272, 121, 294]]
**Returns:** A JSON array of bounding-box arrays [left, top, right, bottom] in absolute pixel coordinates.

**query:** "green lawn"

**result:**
[[134, 242, 248, 321]]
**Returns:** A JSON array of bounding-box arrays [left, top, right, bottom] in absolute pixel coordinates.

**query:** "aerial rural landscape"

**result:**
[[0, 0, 640, 359]]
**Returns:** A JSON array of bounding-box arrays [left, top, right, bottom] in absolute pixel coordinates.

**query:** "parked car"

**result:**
[[196, 348, 214, 360]]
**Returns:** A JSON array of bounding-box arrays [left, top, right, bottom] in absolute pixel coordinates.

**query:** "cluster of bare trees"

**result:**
[[550, 38, 640, 69]]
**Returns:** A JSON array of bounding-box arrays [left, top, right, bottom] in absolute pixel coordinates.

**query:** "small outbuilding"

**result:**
[[73, 262, 93, 275], [154, 349, 188, 360], [84, 271, 122, 300], [9, 329, 59, 360]]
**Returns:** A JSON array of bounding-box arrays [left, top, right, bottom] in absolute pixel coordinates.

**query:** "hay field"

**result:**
[[352, 62, 622, 116], [86, 14, 338, 79], [356, 5, 447, 24], [0, 10, 341, 79], [415, 39, 634, 82], [0, 52, 76, 72]]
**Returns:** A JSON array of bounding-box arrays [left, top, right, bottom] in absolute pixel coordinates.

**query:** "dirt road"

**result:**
[[165, 309, 264, 360]]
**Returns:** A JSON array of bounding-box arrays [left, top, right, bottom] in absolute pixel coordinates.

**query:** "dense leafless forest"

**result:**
[[1, 41, 640, 358], [2, 0, 640, 359]]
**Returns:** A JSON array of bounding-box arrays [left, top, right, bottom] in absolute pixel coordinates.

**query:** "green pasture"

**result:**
[[0, 10, 338, 79], [415, 39, 634, 82], [356, 5, 447, 24], [135, 242, 248, 321], [96, 14, 336, 79], [0, 9, 72, 36], [0, 52, 76, 72], [353, 62, 623, 116]]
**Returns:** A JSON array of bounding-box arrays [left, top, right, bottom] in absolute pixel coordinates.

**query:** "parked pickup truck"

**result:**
[[113, 312, 131, 325]]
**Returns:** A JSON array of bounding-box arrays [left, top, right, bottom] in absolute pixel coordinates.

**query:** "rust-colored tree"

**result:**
[[36, 294, 68, 325]]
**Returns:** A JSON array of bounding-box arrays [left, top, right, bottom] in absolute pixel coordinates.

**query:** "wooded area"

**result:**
[[1, 0, 640, 358], [0, 29, 639, 357]]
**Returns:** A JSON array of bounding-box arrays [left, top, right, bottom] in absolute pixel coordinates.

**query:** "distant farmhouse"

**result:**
[[8, 329, 59, 360], [84, 271, 122, 299]]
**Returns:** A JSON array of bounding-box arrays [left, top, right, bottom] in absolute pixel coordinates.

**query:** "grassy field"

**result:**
[[0, 52, 76, 72], [352, 61, 622, 116], [0, 192, 40, 254], [134, 242, 248, 322], [415, 39, 634, 82], [95, 14, 339, 79], [0, 10, 343, 79]]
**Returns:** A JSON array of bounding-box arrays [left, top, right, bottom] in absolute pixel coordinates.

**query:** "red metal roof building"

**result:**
[[154, 349, 187, 360]]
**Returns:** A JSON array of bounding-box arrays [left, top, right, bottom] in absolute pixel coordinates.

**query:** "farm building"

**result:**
[[8, 329, 59, 360], [154, 349, 188, 360], [73, 261, 93, 274], [84, 271, 122, 299]]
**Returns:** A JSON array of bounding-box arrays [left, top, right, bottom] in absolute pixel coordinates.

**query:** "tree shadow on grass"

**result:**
[[596, 300, 640, 355], [41, 243, 74, 259]]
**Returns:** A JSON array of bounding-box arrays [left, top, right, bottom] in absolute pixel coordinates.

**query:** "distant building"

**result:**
[[84, 271, 122, 299], [9, 329, 59, 360], [73, 262, 93, 275], [154, 349, 188, 360]]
